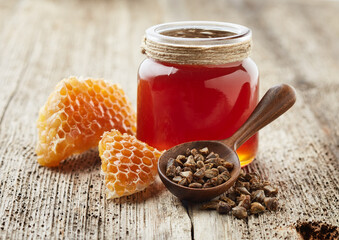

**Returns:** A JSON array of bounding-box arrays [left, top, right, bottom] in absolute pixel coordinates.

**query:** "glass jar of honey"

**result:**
[[137, 21, 259, 166]]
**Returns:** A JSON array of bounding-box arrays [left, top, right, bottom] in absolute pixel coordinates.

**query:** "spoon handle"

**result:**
[[222, 84, 296, 150]]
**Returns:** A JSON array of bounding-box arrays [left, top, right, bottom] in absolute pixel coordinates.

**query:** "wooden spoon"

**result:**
[[158, 84, 296, 202]]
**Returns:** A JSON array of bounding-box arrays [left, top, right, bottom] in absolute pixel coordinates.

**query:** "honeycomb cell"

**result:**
[[134, 149, 143, 158], [142, 157, 152, 166], [121, 149, 132, 157], [36, 77, 136, 167], [118, 164, 129, 172], [107, 165, 118, 173], [57, 131, 65, 139], [130, 164, 140, 172], [99, 129, 162, 199], [113, 142, 123, 150]]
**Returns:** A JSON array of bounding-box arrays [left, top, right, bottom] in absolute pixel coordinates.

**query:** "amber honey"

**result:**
[[138, 21, 259, 166]]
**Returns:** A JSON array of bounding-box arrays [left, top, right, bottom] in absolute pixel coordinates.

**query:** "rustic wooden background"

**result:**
[[0, 0, 338, 239]]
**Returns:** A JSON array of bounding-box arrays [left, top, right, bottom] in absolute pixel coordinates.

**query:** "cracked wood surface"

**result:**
[[0, 0, 338, 239]]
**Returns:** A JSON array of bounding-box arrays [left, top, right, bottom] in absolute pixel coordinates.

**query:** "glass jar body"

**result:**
[[137, 57, 259, 166]]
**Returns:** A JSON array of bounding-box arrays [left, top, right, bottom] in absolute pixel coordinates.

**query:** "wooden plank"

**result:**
[[0, 0, 21, 32], [0, 0, 191, 239], [0, 0, 43, 124], [181, 0, 339, 239], [0, 0, 338, 239]]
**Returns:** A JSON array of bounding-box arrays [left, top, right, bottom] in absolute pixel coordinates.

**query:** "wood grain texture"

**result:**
[[0, 0, 338, 239]]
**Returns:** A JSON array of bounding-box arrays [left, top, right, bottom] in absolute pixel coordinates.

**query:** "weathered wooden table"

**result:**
[[0, 0, 338, 239]]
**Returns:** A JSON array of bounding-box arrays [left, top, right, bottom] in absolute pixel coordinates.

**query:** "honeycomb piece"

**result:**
[[36, 77, 136, 167], [99, 129, 162, 198]]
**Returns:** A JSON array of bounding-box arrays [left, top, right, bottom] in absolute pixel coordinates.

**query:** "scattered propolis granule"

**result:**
[[36, 77, 136, 167], [99, 130, 162, 198], [296, 221, 339, 240]]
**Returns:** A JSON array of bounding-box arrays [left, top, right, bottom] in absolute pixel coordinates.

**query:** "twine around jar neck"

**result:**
[[141, 22, 252, 65]]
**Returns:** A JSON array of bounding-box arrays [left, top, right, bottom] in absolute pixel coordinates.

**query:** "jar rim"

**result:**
[[145, 21, 251, 46]]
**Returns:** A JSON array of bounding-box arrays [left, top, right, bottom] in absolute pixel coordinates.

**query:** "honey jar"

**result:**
[[137, 21, 259, 166]]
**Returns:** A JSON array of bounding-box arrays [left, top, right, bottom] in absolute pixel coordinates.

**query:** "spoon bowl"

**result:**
[[158, 141, 240, 202], [158, 84, 296, 202]]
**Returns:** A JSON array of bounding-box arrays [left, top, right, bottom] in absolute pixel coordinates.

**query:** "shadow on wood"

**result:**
[[108, 178, 167, 204], [50, 149, 101, 173]]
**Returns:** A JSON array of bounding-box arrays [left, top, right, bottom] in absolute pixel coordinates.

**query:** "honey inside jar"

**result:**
[[138, 22, 259, 166]]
